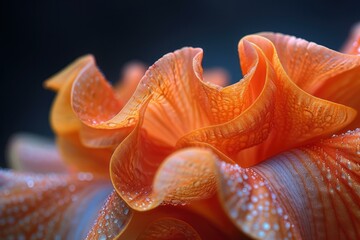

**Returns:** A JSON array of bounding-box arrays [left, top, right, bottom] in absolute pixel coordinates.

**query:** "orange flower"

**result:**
[[2, 24, 360, 239]]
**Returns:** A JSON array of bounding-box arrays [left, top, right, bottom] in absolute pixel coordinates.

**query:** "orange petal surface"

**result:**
[[260, 32, 360, 129], [179, 36, 356, 167], [45, 55, 94, 134], [217, 129, 360, 239], [85, 191, 133, 240]]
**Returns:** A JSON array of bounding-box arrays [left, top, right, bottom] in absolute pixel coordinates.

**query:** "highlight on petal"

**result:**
[[85, 191, 133, 240], [217, 129, 360, 239], [342, 23, 360, 55], [137, 218, 201, 240], [179, 36, 356, 167], [6, 133, 67, 173], [0, 170, 113, 239]]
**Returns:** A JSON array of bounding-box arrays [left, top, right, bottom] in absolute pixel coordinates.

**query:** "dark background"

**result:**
[[1, 0, 359, 168]]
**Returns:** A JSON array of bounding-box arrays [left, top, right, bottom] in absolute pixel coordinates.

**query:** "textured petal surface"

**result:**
[[6, 133, 67, 173], [260, 32, 360, 129], [217, 129, 360, 240], [180, 36, 356, 167], [137, 218, 201, 240], [0, 171, 112, 239], [85, 191, 133, 240], [71, 61, 122, 126]]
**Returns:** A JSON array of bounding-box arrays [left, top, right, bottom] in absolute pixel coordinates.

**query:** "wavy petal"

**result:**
[[137, 218, 201, 240], [0, 170, 113, 239], [85, 191, 133, 240], [44, 55, 94, 91], [217, 129, 360, 239], [260, 32, 360, 129], [71, 61, 123, 126], [6, 133, 67, 173], [45, 55, 95, 134], [179, 36, 356, 166]]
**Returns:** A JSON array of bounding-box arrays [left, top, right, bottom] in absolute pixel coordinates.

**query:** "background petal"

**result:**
[[0, 171, 113, 239], [6, 133, 67, 173]]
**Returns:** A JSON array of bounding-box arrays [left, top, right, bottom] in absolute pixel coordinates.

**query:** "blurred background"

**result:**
[[1, 0, 359, 167]]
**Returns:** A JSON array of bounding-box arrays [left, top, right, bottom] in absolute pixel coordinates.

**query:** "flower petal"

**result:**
[[45, 55, 95, 134], [179, 36, 356, 167], [137, 218, 201, 240], [57, 133, 112, 174], [85, 190, 133, 240], [71, 61, 123, 126], [119, 205, 234, 239], [217, 129, 360, 239], [0, 170, 113, 239], [259, 32, 360, 129], [6, 133, 67, 173], [341, 23, 360, 55]]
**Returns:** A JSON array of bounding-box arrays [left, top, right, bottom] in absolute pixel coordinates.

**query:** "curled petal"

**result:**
[[217, 129, 360, 239], [85, 191, 133, 240], [137, 218, 201, 240], [0, 171, 113, 239], [180, 36, 356, 166], [6, 133, 67, 173], [71, 61, 123, 126], [260, 32, 360, 129], [45, 55, 94, 134]]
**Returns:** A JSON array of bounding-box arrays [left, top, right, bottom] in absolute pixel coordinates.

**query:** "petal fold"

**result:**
[[179, 36, 356, 166], [217, 129, 360, 239]]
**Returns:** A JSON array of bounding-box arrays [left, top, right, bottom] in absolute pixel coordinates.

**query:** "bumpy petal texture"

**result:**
[[44, 55, 120, 174], [217, 129, 360, 240], [259, 32, 360, 129], [0, 171, 114, 239], [180, 35, 357, 167]]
